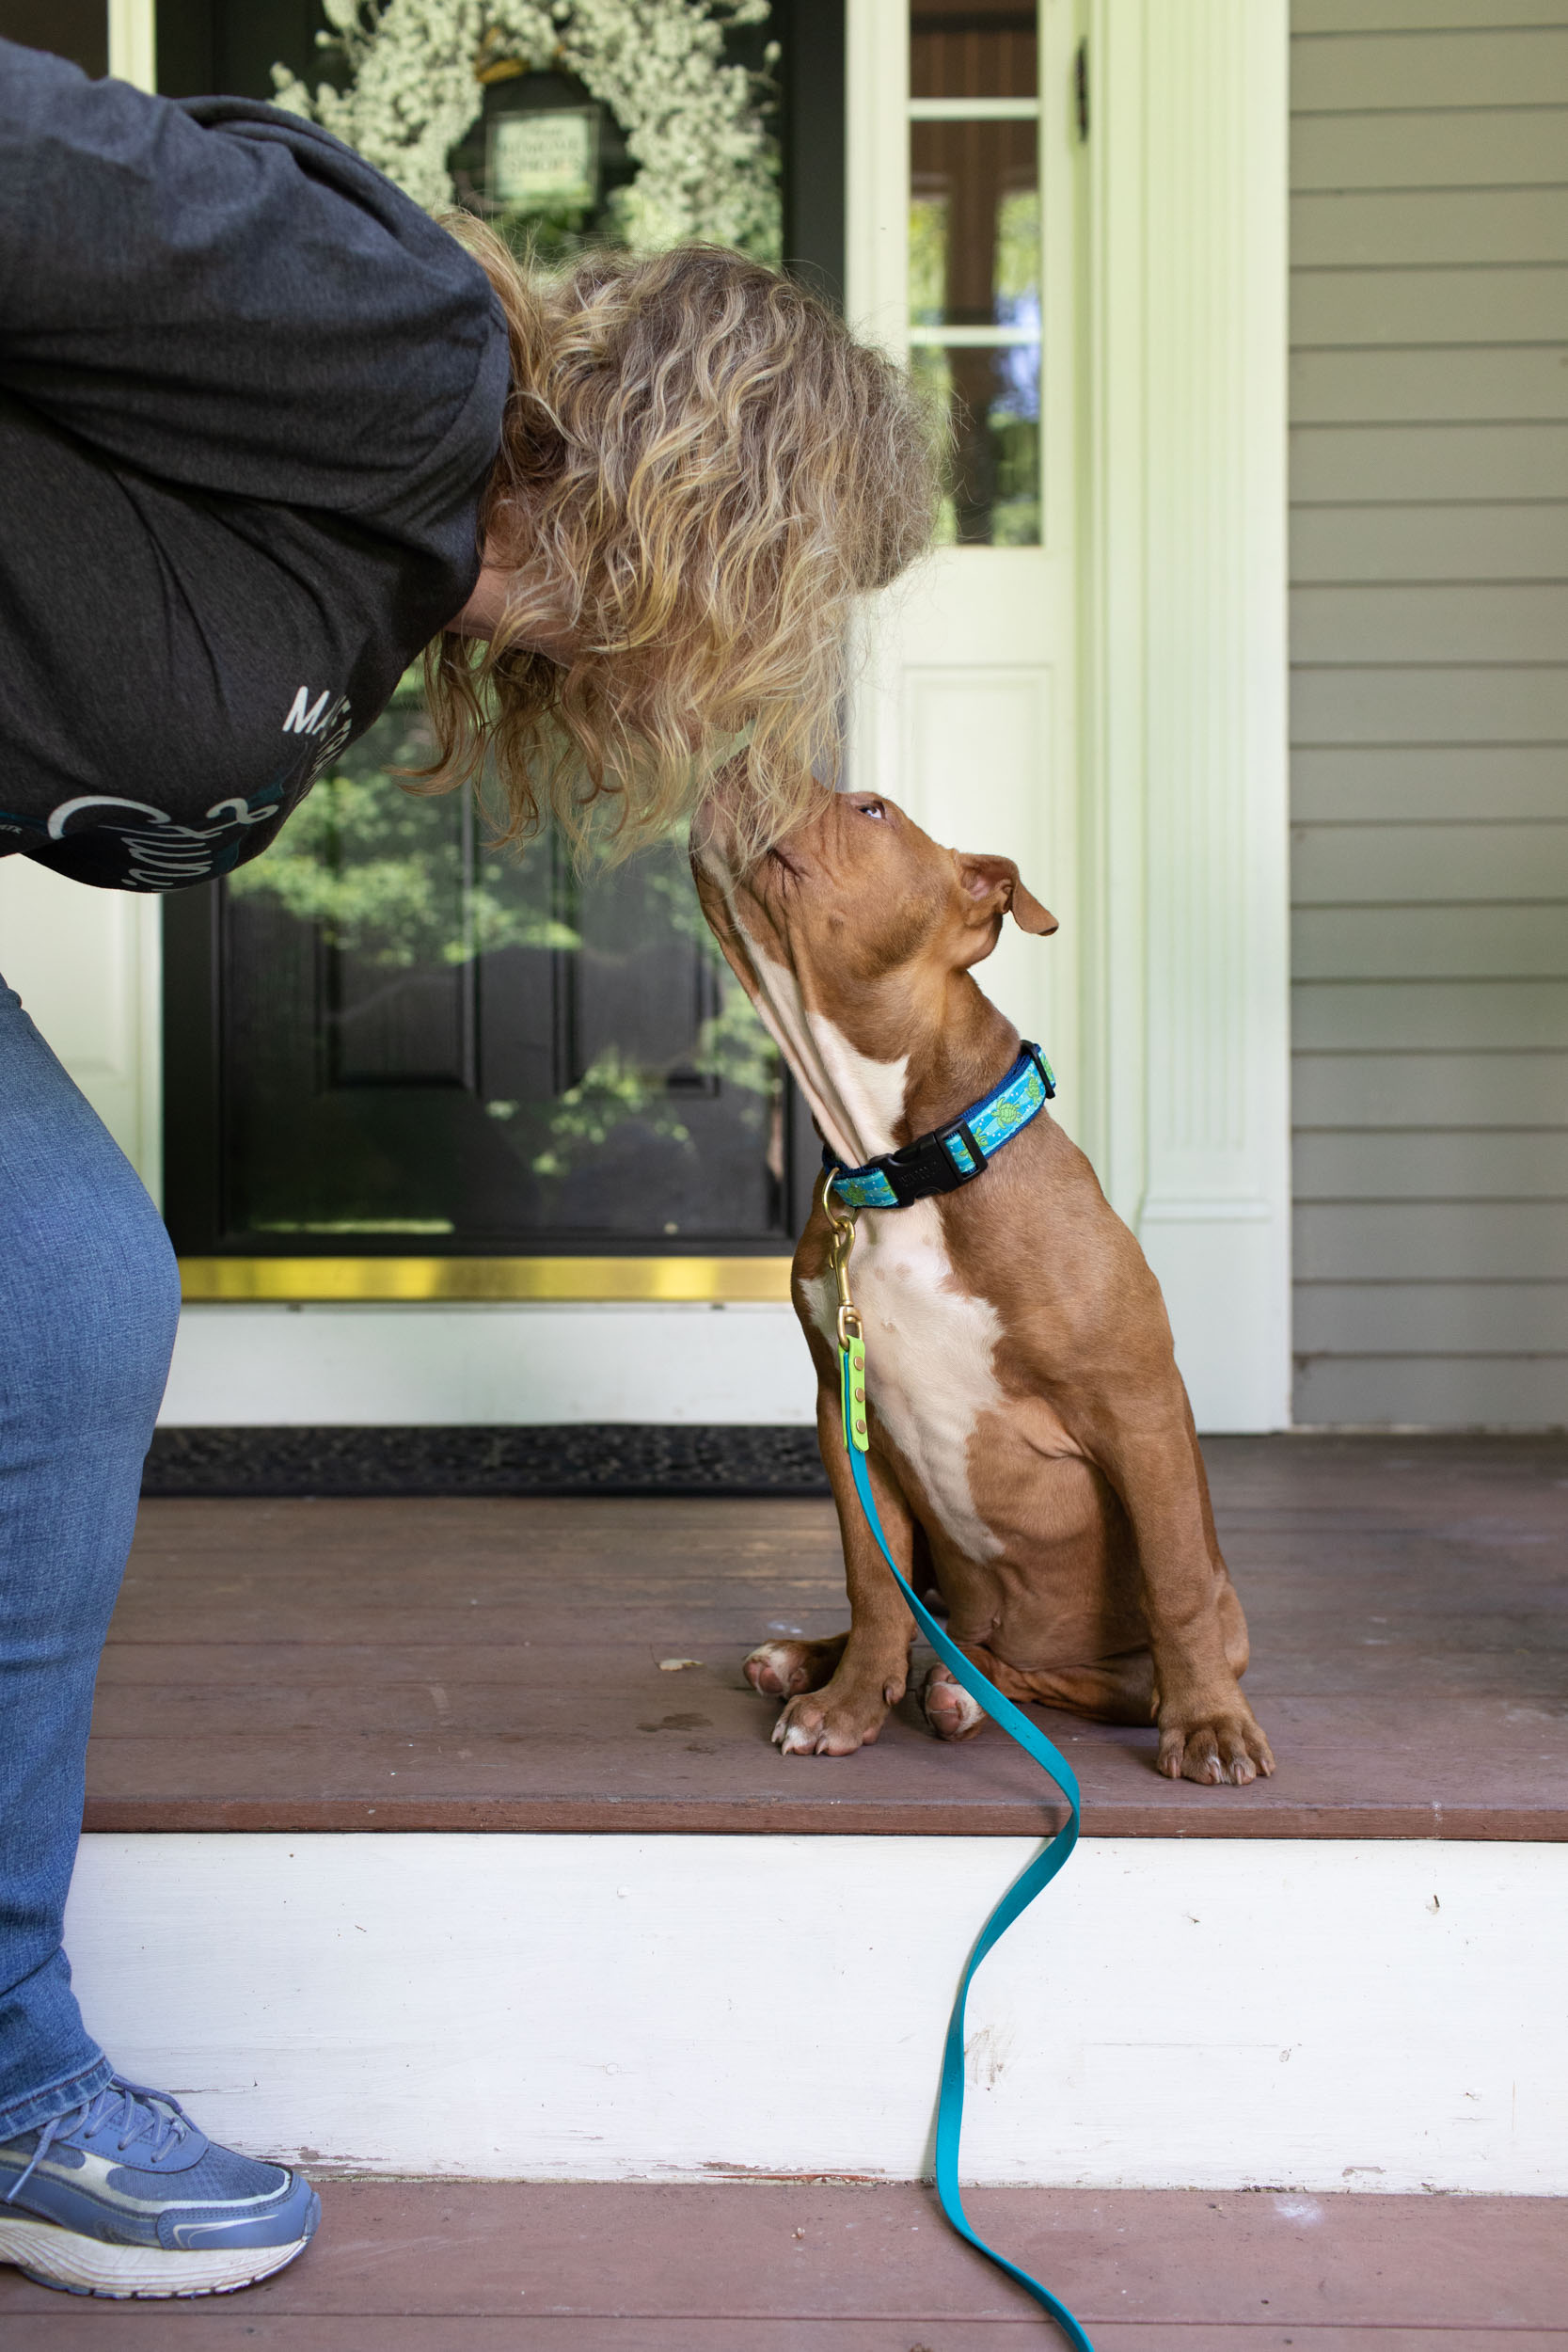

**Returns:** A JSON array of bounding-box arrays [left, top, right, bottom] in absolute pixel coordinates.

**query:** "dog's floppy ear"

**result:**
[[958, 853, 1058, 939]]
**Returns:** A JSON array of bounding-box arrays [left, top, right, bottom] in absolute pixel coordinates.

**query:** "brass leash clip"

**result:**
[[825, 1181, 869, 1452], [824, 1184, 862, 1355]]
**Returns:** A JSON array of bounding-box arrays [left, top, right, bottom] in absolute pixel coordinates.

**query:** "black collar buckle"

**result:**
[[875, 1119, 990, 1207]]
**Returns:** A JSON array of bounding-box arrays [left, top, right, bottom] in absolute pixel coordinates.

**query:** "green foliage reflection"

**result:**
[[230, 679, 782, 1197]]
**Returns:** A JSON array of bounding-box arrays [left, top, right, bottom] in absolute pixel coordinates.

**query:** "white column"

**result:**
[[0, 0, 166, 1200], [107, 0, 157, 92], [1084, 0, 1292, 1431], [0, 864, 164, 1201]]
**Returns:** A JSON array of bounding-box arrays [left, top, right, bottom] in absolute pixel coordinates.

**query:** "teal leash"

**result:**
[[830, 1200, 1095, 2352]]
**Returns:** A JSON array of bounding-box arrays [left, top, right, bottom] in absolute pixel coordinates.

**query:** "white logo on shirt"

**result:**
[[42, 793, 283, 890], [282, 686, 336, 735]]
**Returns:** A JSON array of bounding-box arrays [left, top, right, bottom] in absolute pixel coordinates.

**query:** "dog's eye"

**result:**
[[859, 799, 887, 821]]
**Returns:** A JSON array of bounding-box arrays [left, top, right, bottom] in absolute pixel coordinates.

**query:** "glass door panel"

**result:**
[[160, 0, 817, 1262], [206, 682, 809, 1254], [909, 1, 1041, 545]]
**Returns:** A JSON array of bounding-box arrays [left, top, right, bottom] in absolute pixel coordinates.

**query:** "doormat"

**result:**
[[141, 1424, 832, 1499]]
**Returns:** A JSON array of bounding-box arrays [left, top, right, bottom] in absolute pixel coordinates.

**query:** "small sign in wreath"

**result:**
[[273, 0, 780, 258]]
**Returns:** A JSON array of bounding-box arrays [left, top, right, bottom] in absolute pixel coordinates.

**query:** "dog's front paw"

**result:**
[[744, 1633, 848, 1698], [771, 1681, 894, 1756], [1156, 1695, 1275, 1787]]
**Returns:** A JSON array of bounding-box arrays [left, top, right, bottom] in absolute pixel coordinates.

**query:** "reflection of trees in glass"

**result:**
[[910, 344, 1039, 549], [230, 684, 573, 970], [909, 196, 948, 327], [908, 187, 1037, 332], [908, 124, 1041, 547], [995, 191, 1039, 322], [513, 979, 777, 1183], [230, 678, 781, 1193]]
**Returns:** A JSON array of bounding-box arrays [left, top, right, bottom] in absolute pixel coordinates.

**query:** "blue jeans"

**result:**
[[0, 975, 180, 2137]]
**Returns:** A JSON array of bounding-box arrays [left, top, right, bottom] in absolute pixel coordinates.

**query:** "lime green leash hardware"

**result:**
[[825, 1194, 1094, 2352]]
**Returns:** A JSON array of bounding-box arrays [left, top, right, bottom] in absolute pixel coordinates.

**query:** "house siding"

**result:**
[[1291, 0, 1568, 1426]]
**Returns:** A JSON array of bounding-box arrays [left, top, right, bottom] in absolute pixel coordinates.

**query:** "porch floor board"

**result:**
[[86, 1434, 1568, 1839], [1, 2183, 1564, 2344]]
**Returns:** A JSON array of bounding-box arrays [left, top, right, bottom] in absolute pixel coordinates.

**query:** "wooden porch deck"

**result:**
[[86, 1434, 1568, 1841], [15, 1436, 1562, 2340], [1, 2182, 1564, 2345]]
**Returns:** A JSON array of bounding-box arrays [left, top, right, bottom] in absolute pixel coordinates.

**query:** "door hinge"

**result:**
[[1075, 38, 1089, 141]]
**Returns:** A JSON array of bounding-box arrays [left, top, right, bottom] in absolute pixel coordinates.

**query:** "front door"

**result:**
[[846, 0, 1081, 1120], [158, 2, 817, 1267]]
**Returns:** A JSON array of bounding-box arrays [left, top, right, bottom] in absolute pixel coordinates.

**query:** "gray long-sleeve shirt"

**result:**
[[0, 40, 508, 890]]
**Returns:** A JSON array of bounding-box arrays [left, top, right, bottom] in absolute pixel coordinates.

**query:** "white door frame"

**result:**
[[1085, 0, 1291, 1433], [847, 0, 1291, 1432]]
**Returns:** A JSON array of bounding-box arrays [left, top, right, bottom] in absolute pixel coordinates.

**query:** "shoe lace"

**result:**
[[4, 2077, 193, 2204]]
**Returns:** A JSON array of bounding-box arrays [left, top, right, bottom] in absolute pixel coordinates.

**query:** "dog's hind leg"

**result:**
[[919, 1645, 1044, 1740], [921, 1661, 990, 1741], [910, 1518, 946, 1612], [922, 1641, 1158, 1739], [745, 1631, 849, 1697]]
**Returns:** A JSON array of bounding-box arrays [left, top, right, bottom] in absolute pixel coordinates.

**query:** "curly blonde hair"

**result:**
[[420, 229, 939, 862]]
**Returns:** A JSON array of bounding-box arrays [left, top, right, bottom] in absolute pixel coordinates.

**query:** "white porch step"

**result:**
[[66, 1831, 1568, 2193]]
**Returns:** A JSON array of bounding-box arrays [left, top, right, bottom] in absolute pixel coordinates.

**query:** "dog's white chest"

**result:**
[[802, 1201, 1006, 1564]]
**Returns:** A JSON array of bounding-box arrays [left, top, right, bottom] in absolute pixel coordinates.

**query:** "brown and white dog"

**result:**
[[692, 787, 1274, 1787]]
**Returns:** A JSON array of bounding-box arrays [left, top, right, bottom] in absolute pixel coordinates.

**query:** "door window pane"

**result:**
[[911, 0, 1037, 103], [909, 5, 1041, 546], [911, 343, 1039, 547], [910, 122, 1038, 330]]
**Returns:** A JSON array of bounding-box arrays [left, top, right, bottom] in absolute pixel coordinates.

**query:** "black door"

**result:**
[[157, 0, 844, 1261]]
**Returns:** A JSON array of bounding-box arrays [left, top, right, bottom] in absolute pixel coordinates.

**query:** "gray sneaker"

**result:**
[[0, 2076, 319, 2298]]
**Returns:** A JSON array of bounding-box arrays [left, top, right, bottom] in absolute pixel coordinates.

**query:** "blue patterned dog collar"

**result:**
[[824, 1041, 1056, 1212]]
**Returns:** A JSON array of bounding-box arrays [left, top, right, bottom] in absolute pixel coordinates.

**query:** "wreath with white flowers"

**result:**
[[272, 0, 780, 260]]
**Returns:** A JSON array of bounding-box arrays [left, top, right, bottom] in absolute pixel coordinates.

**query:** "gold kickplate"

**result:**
[[177, 1256, 795, 1305]]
